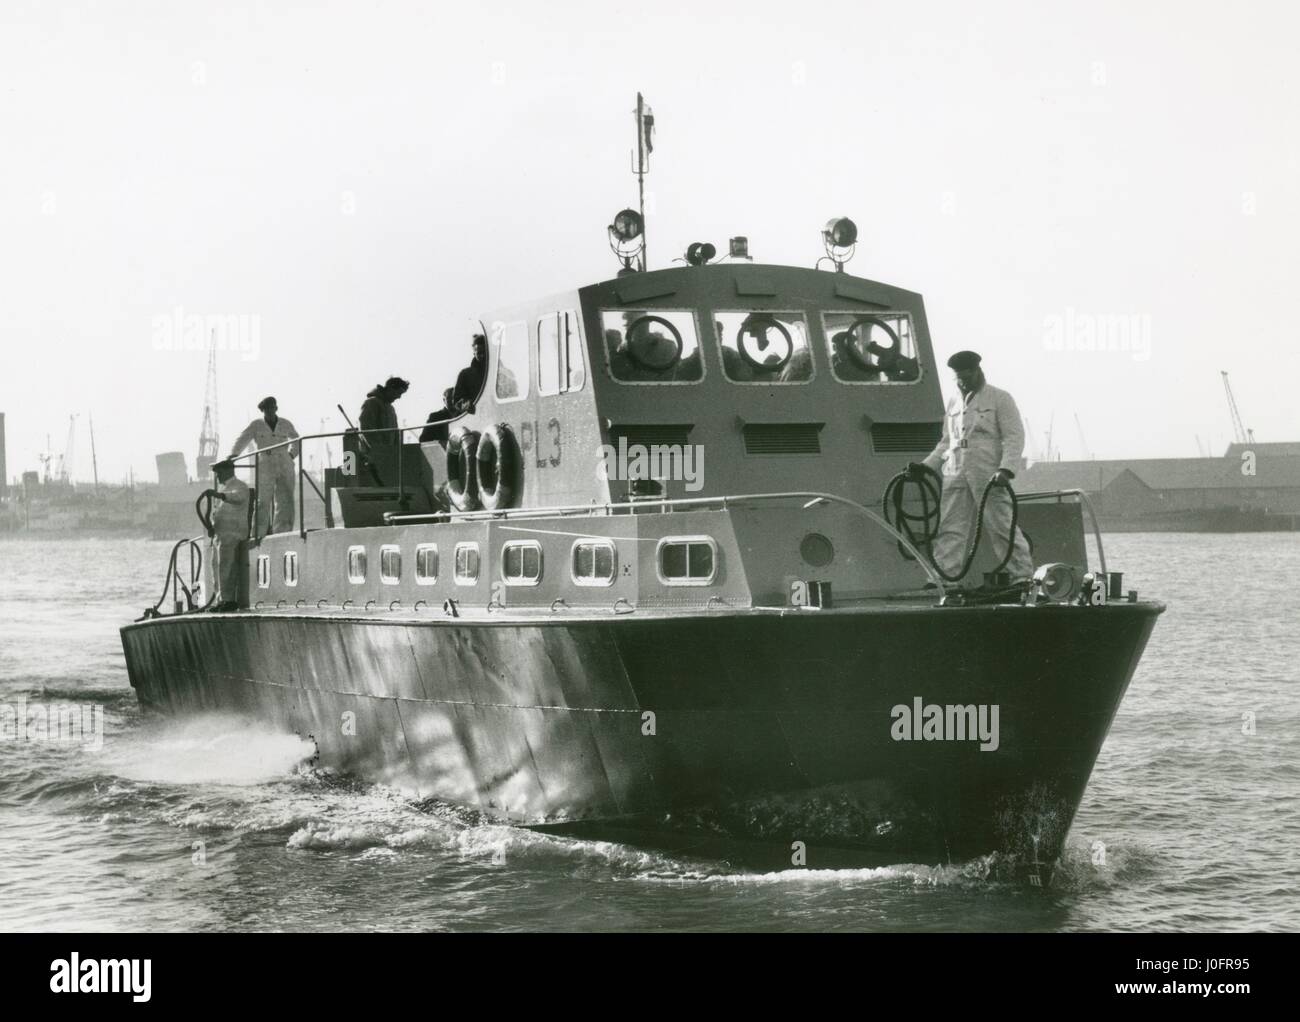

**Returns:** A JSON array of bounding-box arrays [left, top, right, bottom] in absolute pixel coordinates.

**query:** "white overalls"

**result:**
[[211, 476, 250, 606], [922, 381, 1034, 581], [229, 416, 299, 535]]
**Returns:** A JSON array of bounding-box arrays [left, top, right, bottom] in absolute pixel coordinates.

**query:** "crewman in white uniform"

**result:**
[[207, 459, 251, 611], [916, 350, 1034, 583], [229, 396, 299, 536]]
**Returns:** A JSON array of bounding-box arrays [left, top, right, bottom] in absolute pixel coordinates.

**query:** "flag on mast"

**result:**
[[637, 94, 654, 157]]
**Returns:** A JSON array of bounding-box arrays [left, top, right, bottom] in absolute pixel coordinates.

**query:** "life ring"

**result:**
[[446, 428, 482, 511], [477, 424, 521, 511]]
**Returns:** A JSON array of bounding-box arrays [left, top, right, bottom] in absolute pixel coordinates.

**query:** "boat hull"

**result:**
[[120, 602, 1161, 869]]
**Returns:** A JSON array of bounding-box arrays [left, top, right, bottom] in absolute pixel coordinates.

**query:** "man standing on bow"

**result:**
[[914, 351, 1034, 583], [206, 459, 250, 612], [229, 396, 299, 536]]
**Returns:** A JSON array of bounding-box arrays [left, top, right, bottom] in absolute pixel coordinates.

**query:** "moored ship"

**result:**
[[120, 209, 1163, 880]]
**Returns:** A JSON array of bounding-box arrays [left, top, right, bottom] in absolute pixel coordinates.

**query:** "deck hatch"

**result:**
[[742, 422, 823, 455], [870, 421, 943, 453]]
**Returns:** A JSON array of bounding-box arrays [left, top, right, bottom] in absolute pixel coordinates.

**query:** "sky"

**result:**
[[1, 0, 1297, 483]]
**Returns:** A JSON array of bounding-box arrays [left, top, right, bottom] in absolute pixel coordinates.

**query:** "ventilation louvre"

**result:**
[[609, 424, 693, 449], [743, 423, 823, 455], [870, 421, 943, 453]]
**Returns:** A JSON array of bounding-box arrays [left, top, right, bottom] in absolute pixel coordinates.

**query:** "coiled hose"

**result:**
[[882, 463, 1019, 584]]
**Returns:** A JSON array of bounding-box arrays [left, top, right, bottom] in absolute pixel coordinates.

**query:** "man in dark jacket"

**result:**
[[450, 334, 487, 413], [359, 376, 409, 446]]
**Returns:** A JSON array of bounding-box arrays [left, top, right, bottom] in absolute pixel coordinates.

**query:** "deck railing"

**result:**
[[227, 421, 432, 542], [227, 425, 1105, 587]]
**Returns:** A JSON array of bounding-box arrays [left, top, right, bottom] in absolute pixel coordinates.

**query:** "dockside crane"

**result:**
[[197, 344, 219, 479], [1074, 413, 1091, 460], [56, 413, 78, 485], [1221, 371, 1255, 444], [1024, 416, 1041, 462]]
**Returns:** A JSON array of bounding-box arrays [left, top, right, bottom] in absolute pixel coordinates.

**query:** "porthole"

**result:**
[[415, 544, 438, 585], [800, 533, 835, 568], [380, 545, 401, 585], [657, 536, 717, 586], [501, 540, 543, 586], [347, 546, 367, 584], [454, 542, 480, 585], [572, 539, 616, 587]]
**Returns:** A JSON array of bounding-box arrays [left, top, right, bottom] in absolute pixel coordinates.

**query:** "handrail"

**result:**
[[139, 535, 210, 619], [229, 422, 427, 542], [1017, 488, 1107, 576], [226, 422, 428, 464], [390, 490, 944, 587]]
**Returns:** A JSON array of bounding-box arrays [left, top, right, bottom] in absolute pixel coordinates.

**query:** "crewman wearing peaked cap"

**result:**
[[912, 351, 1034, 582], [206, 459, 251, 612]]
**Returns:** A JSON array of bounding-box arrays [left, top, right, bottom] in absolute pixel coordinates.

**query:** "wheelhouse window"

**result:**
[[714, 312, 813, 383], [823, 312, 920, 383], [282, 551, 298, 586], [572, 539, 616, 587], [380, 545, 401, 585], [415, 543, 438, 585], [454, 542, 480, 585], [657, 536, 717, 586], [494, 320, 530, 401], [538, 310, 587, 395], [347, 546, 367, 584], [256, 555, 270, 589], [601, 310, 703, 383], [501, 540, 543, 586]]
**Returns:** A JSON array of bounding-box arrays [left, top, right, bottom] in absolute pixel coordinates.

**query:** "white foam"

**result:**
[[106, 714, 317, 786]]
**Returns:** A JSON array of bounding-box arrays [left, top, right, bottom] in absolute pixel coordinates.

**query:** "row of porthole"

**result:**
[[255, 537, 720, 591]]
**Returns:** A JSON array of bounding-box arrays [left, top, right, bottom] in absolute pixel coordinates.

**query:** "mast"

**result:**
[[634, 92, 651, 271], [89, 412, 100, 494]]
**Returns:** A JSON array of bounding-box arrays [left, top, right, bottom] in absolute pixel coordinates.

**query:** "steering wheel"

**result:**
[[737, 314, 793, 371], [625, 316, 683, 371], [843, 316, 903, 376]]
